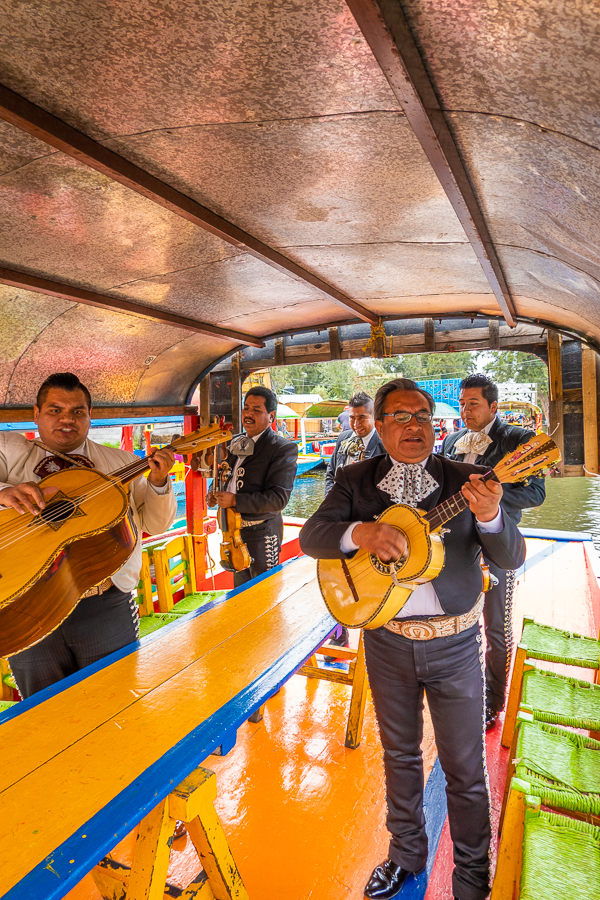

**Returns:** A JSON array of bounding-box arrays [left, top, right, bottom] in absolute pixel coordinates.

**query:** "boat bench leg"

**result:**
[[345, 631, 368, 749], [91, 766, 248, 900]]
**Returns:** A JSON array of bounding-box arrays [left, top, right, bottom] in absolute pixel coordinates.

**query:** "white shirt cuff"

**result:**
[[147, 478, 171, 495], [476, 508, 503, 533], [340, 522, 362, 553]]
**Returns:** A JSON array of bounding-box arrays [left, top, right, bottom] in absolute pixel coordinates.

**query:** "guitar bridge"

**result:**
[[341, 560, 360, 603]]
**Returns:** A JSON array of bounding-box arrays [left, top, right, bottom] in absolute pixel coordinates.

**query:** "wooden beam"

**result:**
[[0, 405, 197, 423], [0, 265, 264, 348], [0, 84, 377, 327], [547, 331, 564, 475], [582, 344, 599, 476], [231, 353, 242, 434], [344, 0, 517, 327]]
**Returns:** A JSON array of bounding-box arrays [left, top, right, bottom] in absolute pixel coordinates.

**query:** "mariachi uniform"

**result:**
[[0, 432, 176, 698], [324, 428, 385, 496], [441, 416, 545, 715], [300, 452, 525, 900], [222, 428, 298, 588]]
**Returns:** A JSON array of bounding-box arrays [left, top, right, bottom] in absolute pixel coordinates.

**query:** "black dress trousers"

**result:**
[[363, 623, 491, 900]]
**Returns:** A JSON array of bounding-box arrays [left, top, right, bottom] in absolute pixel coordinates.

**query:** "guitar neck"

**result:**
[[423, 469, 497, 530], [112, 444, 176, 486]]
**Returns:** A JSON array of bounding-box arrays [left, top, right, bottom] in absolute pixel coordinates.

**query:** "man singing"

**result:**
[[441, 373, 545, 728], [300, 378, 525, 900]]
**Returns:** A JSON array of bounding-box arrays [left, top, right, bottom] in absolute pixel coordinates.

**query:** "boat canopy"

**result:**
[[0, 1, 598, 413]]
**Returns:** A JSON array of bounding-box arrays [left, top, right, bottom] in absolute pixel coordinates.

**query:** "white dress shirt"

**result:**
[[462, 417, 496, 464], [340, 455, 503, 618]]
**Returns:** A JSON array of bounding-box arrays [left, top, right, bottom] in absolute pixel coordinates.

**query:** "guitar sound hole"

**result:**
[[370, 553, 407, 576], [41, 499, 77, 524]]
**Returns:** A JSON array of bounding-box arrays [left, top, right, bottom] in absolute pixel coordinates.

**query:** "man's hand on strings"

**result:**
[[0, 482, 59, 516], [461, 474, 503, 523], [211, 491, 236, 509], [351, 522, 407, 563], [148, 447, 175, 487]]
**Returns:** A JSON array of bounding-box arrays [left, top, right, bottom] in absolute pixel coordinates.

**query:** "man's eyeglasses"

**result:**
[[383, 411, 433, 425]]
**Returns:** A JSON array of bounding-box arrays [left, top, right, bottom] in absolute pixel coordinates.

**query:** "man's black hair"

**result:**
[[349, 391, 374, 413], [36, 372, 92, 410], [374, 378, 435, 421], [244, 385, 277, 413], [460, 373, 499, 406]]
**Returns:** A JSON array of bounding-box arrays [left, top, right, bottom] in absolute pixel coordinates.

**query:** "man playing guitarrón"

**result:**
[[0, 372, 176, 699], [300, 378, 525, 900]]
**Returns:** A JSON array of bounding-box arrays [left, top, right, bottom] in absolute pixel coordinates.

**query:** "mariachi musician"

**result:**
[[208, 386, 298, 587], [324, 391, 385, 496], [0, 372, 176, 699], [441, 373, 545, 730], [300, 378, 525, 900]]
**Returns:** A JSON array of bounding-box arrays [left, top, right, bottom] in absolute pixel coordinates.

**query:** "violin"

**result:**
[[211, 454, 252, 574]]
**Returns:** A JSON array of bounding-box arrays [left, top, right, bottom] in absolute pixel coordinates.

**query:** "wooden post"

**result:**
[[231, 352, 242, 434], [491, 779, 539, 900], [274, 337, 285, 367], [328, 326, 342, 360], [547, 331, 564, 474], [582, 344, 599, 476], [199, 376, 210, 427], [345, 631, 369, 749], [184, 413, 207, 590], [424, 318, 435, 352]]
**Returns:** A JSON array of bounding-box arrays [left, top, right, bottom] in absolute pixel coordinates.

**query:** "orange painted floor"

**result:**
[[66, 537, 598, 900], [66, 642, 436, 900]]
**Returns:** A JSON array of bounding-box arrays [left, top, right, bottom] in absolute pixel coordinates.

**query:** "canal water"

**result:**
[[285, 468, 600, 543]]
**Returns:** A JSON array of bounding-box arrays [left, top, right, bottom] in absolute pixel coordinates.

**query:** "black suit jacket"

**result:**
[[440, 417, 545, 524], [225, 428, 298, 522], [324, 429, 386, 495], [300, 453, 526, 616]]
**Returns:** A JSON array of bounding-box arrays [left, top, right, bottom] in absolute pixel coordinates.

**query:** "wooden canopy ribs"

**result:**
[[345, 0, 517, 328], [0, 265, 264, 348], [0, 84, 378, 328]]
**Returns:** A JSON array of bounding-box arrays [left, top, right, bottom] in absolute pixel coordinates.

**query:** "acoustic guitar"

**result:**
[[318, 434, 560, 630], [0, 423, 231, 657]]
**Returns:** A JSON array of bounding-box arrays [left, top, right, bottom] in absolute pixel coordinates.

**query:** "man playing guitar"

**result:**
[[0, 372, 176, 698]]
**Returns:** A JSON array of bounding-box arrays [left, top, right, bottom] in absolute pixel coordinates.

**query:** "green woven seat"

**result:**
[[521, 667, 600, 731], [515, 719, 600, 817], [138, 612, 180, 638], [494, 778, 600, 899], [521, 619, 600, 669], [170, 591, 224, 615], [520, 810, 600, 899], [0, 699, 16, 712]]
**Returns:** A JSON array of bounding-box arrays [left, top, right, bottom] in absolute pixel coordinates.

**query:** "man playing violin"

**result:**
[[300, 379, 525, 900], [208, 386, 298, 587], [0, 372, 176, 698]]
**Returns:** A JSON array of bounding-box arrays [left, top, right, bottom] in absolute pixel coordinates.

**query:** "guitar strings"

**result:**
[[0, 429, 216, 548]]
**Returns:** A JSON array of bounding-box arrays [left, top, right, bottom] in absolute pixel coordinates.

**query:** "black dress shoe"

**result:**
[[485, 707, 500, 731], [364, 859, 415, 899]]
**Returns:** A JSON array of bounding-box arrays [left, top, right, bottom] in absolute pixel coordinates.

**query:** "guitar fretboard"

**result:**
[[423, 469, 497, 530]]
